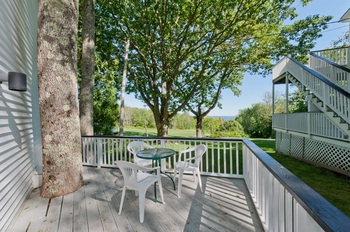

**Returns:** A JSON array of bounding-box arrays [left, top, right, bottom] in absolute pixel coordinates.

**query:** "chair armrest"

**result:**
[[138, 165, 160, 173], [178, 147, 196, 161], [141, 166, 161, 178], [114, 160, 160, 173], [184, 156, 197, 162], [179, 156, 199, 169], [179, 147, 196, 154]]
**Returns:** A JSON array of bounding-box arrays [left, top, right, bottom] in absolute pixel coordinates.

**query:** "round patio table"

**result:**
[[137, 148, 176, 201]]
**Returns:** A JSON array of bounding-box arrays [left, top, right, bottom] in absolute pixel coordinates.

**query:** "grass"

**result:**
[[123, 128, 350, 217], [124, 127, 196, 137]]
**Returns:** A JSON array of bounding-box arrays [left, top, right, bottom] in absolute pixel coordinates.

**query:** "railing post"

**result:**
[[307, 112, 311, 136], [347, 47, 350, 91], [160, 139, 166, 170], [285, 114, 288, 131], [330, 64, 335, 83], [97, 138, 102, 168], [322, 82, 327, 112], [346, 47, 350, 69], [160, 139, 165, 148]]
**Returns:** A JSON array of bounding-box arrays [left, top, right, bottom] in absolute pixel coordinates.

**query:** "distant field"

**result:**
[[124, 127, 196, 137]]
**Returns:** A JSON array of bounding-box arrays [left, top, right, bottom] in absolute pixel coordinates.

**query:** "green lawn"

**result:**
[[124, 127, 196, 137], [123, 128, 350, 217]]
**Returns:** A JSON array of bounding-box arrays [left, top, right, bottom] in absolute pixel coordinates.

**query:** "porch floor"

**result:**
[[10, 167, 263, 232]]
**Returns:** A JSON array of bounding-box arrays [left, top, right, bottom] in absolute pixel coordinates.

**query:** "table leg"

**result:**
[[153, 160, 157, 202], [160, 171, 176, 190], [152, 159, 176, 203], [157, 159, 176, 190]]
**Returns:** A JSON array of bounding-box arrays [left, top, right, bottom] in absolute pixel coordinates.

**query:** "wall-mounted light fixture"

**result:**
[[0, 72, 27, 91]]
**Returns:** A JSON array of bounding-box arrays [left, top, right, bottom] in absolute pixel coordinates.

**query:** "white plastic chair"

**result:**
[[174, 144, 207, 198], [116, 160, 165, 223], [127, 141, 154, 167]]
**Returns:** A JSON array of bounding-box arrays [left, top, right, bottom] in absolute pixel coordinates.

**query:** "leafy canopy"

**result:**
[[96, 0, 331, 136]]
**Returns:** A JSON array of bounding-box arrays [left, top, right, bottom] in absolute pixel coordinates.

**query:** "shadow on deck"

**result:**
[[10, 166, 263, 232]]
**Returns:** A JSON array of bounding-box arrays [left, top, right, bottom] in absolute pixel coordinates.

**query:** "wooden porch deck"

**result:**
[[10, 167, 263, 232]]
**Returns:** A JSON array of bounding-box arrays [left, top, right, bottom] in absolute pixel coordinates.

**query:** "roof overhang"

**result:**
[[340, 8, 350, 23]]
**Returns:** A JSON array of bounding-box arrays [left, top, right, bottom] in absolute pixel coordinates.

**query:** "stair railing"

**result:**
[[309, 51, 350, 91], [273, 56, 350, 126], [311, 46, 349, 66]]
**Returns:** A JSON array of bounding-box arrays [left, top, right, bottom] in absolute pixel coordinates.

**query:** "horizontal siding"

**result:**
[[0, 0, 40, 231]]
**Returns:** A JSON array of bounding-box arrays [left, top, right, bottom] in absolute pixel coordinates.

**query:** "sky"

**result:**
[[124, 0, 350, 116]]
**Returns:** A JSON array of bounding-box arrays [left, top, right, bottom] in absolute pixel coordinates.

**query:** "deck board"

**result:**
[[9, 166, 263, 232], [59, 193, 74, 231], [72, 182, 89, 232]]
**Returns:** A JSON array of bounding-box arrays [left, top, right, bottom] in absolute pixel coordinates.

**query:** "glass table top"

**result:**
[[136, 148, 176, 160]]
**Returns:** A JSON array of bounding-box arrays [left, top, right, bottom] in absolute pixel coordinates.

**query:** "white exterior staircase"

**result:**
[[272, 47, 350, 176], [273, 47, 350, 142]]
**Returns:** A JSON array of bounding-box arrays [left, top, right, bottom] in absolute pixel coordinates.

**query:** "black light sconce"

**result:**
[[0, 72, 27, 91]]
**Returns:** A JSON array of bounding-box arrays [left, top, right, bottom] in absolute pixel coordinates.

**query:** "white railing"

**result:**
[[243, 139, 350, 232], [312, 47, 349, 67], [81, 136, 350, 231], [273, 113, 349, 141], [82, 136, 244, 178], [309, 53, 350, 91], [273, 57, 350, 125]]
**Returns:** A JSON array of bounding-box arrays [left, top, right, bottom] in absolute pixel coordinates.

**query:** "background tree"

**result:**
[[129, 107, 155, 128], [210, 120, 247, 138], [119, 39, 130, 136], [170, 112, 196, 130], [38, 0, 83, 197], [202, 117, 246, 138], [87, 3, 121, 134], [289, 90, 308, 113], [123, 106, 198, 130], [264, 91, 286, 114], [187, 69, 242, 137], [79, 0, 95, 136], [203, 117, 225, 136], [236, 103, 273, 138], [93, 57, 120, 135], [236, 90, 304, 138], [331, 31, 349, 48], [97, 0, 330, 137]]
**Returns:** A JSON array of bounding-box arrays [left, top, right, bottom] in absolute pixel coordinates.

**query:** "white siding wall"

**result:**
[[0, 1, 41, 231]]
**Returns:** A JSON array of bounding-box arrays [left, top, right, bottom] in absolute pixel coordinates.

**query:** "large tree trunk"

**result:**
[[80, 0, 95, 136], [154, 115, 169, 137], [119, 39, 129, 136], [195, 116, 204, 138], [38, 0, 83, 198]]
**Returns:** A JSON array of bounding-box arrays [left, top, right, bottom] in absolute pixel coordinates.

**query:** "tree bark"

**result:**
[[195, 116, 204, 138], [38, 0, 83, 198], [119, 39, 129, 136], [154, 114, 169, 137], [80, 0, 95, 136]]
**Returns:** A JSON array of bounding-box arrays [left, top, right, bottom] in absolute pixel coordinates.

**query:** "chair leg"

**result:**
[[193, 172, 197, 185], [139, 189, 146, 223], [118, 186, 126, 215], [177, 169, 184, 198], [197, 170, 203, 193], [158, 177, 165, 204], [173, 167, 177, 180]]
